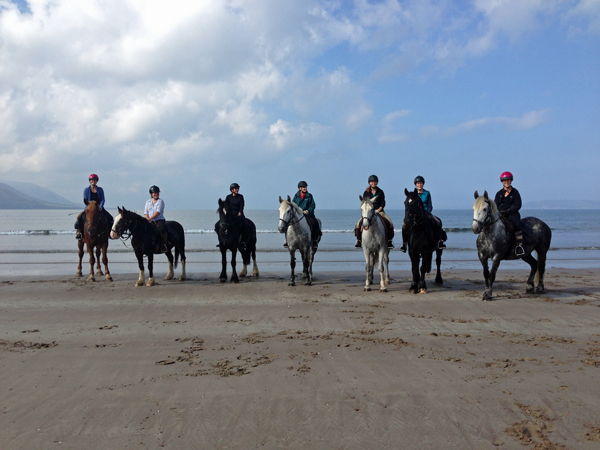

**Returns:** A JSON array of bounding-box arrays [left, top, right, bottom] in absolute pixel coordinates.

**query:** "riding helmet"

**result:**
[[500, 171, 514, 181], [368, 175, 378, 183], [298, 181, 308, 188], [89, 173, 99, 181], [149, 185, 161, 194], [230, 183, 240, 191], [414, 175, 425, 185]]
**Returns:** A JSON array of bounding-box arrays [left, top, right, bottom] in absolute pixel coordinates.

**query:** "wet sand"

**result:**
[[1, 268, 600, 449]]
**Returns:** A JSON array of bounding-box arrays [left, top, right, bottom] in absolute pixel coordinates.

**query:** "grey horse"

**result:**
[[278, 196, 321, 286], [472, 191, 552, 301], [359, 195, 390, 292]]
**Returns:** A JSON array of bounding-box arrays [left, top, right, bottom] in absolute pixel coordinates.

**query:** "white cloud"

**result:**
[[267, 119, 330, 150]]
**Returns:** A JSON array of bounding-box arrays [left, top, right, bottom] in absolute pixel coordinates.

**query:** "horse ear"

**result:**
[[218, 198, 223, 206], [359, 195, 363, 202], [279, 196, 283, 204], [404, 188, 409, 196], [117, 206, 122, 214], [474, 191, 479, 199], [413, 188, 418, 193], [483, 190, 489, 199], [287, 195, 291, 202]]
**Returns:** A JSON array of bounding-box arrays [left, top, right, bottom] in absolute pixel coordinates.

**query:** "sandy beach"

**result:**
[[1, 268, 600, 449]]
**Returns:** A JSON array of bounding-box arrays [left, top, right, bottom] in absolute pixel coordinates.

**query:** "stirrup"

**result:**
[[283, 241, 288, 248], [438, 240, 446, 249], [387, 240, 394, 249], [312, 240, 318, 249], [354, 240, 361, 248], [400, 243, 407, 253], [76, 232, 82, 240], [515, 244, 525, 256]]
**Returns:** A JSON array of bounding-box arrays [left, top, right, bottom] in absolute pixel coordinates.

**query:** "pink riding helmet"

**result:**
[[89, 173, 99, 181], [500, 171, 513, 181]]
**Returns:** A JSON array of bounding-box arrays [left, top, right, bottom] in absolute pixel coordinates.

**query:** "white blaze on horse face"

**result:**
[[361, 201, 372, 230], [278, 202, 291, 233], [110, 214, 123, 239], [472, 197, 489, 233]]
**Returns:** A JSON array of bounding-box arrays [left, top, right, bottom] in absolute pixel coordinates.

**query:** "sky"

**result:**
[[0, 0, 599, 210]]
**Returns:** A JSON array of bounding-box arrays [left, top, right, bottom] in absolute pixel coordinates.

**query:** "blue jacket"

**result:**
[[418, 189, 433, 213], [83, 186, 105, 209]]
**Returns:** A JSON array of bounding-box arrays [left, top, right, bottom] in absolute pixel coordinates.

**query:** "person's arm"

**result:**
[[239, 195, 245, 215], [83, 187, 90, 204], [97, 187, 105, 210], [307, 194, 315, 215], [427, 192, 433, 214], [377, 190, 385, 212], [144, 200, 152, 220]]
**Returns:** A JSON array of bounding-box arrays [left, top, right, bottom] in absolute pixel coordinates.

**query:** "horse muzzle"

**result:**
[[110, 230, 120, 240], [471, 220, 482, 234]]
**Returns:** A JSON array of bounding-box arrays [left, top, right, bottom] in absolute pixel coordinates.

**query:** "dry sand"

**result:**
[[1, 268, 600, 449]]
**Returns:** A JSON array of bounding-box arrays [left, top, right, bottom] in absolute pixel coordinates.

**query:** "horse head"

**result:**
[[110, 206, 132, 239], [278, 195, 299, 234], [472, 190, 498, 234], [217, 198, 236, 235], [404, 188, 424, 224], [359, 195, 377, 230], [84, 200, 102, 237]]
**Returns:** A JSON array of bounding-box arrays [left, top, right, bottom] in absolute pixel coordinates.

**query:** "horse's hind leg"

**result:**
[[535, 250, 547, 293], [434, 249, 443, 285], [230, 248, 239, 283], [289, 252, 296, 286], [419, 252, 432, 294], [87, 245, 96, 282], [77, 241, 84, 277], [522, 253, 538, 294], [165, 250, 174, 280], [384, 250, 390, 286], [95, 245, 104, 276], [239, 249, 248, 277], [252, 248, 259, 277], [364, 252, 373, 291], [303, 249, 311, 286], [102, 243, 112, 281], [482, 256, 501, 301], [179, 249, 187, 281], [218, 247, 228, 283], [146, 254, 155, 287], [378, 250, 387, 292]]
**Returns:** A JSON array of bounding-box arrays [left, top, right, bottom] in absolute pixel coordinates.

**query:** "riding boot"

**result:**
[[160, 232, 168, 253], [400, 242, 407, 252], [283, 240, 288, 248], [312, 240, 318, 250], [354, 226, 362, 248], [387, 240, 394, 249], [75, 213, 84, 240], [515, 231, 525, 257]]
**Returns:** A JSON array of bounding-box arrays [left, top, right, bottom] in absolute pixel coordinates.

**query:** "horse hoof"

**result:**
[[482, 293, 492, 301], [380, 288, 387, 292], [165, 275, 173, 281], [304, 281, 311, 286], [526, 286, 535, 294], [288, 282, 296, 286], [105, 275, 113, 281], [135, 281, 144, 287], [179, 276, 185, 281], [146, 278, 155, 287], [434, 280, 443, 286], [218, 278, 226, 283], [88, 276, 95, 282], [76, 272, 82, 277], [419, 288, 427, 294], [385, 280, 390, 285], [364, 287, 371, 291], [535, 286, 545, 294], [231, 279, 239, 284], [97, 271, 104, 276]]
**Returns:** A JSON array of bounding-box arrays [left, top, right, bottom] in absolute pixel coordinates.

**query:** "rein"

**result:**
[[280, 205, 305, 229], [473, 200, 500, 230]]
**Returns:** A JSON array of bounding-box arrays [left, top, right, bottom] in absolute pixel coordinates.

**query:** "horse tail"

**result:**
[[534, 250, 540, 286], [174, 246, 180, 269]]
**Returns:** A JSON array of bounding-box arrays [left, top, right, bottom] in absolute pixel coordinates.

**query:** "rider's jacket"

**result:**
[[362, 186, 386, 211], [418, 189, 433, 213], [292, 191, 316, 216], [494, 187, 522, 216], [226, 193, 245, 216], [145, 198, 165, 222], [83, 186, 105, 209]]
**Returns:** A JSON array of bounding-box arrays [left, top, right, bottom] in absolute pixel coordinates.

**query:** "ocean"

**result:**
[[1, 209, 599, 277]]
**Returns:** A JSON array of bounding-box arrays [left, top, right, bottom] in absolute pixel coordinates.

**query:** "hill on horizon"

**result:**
[[0, 182, 80, 209]]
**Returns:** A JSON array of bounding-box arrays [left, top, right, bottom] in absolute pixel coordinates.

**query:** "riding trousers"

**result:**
[[503, 212, 521, 232], [355, 211, 394, 240]]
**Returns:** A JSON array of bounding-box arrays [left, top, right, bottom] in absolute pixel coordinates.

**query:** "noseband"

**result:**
[[112, 216, 135, 240], [361, 204, 377, 227], [473, 200, 500, 230], [279, 205, 305, 230]]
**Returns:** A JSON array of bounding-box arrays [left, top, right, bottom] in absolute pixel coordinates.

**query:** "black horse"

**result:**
[[216, 198, 259, 283], [403, 188, 444, 293], [110, 207, 186, 286]]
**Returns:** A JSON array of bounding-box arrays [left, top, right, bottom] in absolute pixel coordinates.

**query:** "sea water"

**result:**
[[0, 209, 599, 277]]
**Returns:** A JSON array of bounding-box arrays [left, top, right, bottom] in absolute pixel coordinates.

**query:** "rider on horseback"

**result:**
[[144, 185, 168, 253], [495, 171, 525, 257], [225, 183, 250, 250], [74, 173, 113, 240], [284, 181, 322, 250], [355, 175, 394, 249], [400, 176, 447, 252]]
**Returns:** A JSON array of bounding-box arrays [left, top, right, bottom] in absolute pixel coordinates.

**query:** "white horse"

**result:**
[[278, 195, 320, 286], [359, 195, 390, 292]]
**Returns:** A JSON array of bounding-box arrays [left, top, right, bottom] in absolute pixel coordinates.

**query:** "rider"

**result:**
[[144, 185, 168, 253], [284, 181, 322, 250], [74, 173, 113, 240], [494, 171, 525, 257], [400, 176, 447, 252], [225, 182, 250, 250], [354, 175, 394, 249]]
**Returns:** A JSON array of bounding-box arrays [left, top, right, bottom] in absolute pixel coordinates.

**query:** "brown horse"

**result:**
[[77, 200, 112, 281]]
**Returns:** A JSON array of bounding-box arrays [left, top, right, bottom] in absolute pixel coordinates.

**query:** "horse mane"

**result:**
[[281, 199, 303, 216], [121, 207, 145, 222], [474, 195, 499, 216]]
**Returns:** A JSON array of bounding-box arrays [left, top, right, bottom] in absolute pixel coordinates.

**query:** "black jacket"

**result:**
[[226, 194, 245, 216], [363, 186, 386, 211], [494, 187, 521, 216]]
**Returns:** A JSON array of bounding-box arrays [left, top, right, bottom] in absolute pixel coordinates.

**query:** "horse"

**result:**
[[403, 188, 443, 294], [472, 191, 552, 301], [110, 207, 186, 286], [359, 195, 390, 292], [278, 195, 321, 286], [216, 198, 259, 283], [76, 200, 112, 282]]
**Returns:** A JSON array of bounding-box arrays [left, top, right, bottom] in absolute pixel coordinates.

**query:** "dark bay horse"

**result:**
[[403, 188, 443, 293], [77, 200, 112, 281], [472, 191, 552, 300], [216, 198, 259, 283], [110, 207, 186, 286]]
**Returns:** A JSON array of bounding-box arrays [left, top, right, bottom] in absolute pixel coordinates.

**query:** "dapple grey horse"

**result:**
[[472, 191, 552, 301], [278, 196, 320, 286], [359, 195, 390, 292]]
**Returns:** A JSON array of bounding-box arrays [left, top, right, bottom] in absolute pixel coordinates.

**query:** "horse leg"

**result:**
[[165, 249, 174, 281], [87, 244, 96, 282], [384, 250, 390, 286], [522, 253, 538, 294], [77, 240, 84, 277], [230, 248, 239, 283], [378, 249, 387, 292], [102, 242, 112, 281], [419, 252, 433, 294], [363, 250, 372, 291], [482, 256, 501, 301], [218, 246, 228, 283], [289, 251, 296, 286], [409, 251, 420, 294], [146, 254, 155, 286], [95, 244, 104, 276], [135, 250, 145, 287], [535, 250, 547, 293], [239, 248, 248, 277], [434, 249, 443, 285], [252, 247, 259, 277], [303, 249, 311, 286], [179, 247, 187, 281]]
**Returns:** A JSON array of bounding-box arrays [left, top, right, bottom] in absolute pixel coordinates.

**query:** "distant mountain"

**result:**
[[0, 182, 80, 209], [525, 200, 600, 209], [6, 181, 80, 208]]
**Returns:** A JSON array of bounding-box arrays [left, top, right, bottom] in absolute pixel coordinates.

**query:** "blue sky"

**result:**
[[0, 0, 598, 210]]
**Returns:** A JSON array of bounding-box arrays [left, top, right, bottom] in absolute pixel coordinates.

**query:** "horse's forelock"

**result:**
[[280, 199, 302, 215]]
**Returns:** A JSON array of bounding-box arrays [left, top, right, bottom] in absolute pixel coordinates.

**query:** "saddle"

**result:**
[[379, 215, 394, 241], [499, 216, 533, 245]]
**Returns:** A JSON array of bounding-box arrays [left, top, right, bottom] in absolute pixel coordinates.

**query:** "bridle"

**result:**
[[279, 203, 305, 232], [472, 199, 500, 231], [85, 208, 107, 238], [219, 210, 240, 234], [111, 215, 136, 241], [361, 202, 378, 227]]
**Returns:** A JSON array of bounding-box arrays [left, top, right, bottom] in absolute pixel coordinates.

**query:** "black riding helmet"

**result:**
[[230, 183, 240, 191], [298, 181, 308, 188], [414, 175, 425, 185], [149, 185, 160, 194], [368, 175, 378, 183]]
